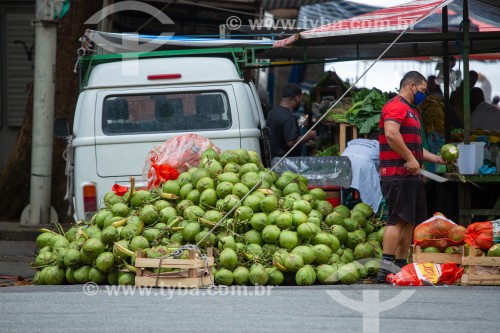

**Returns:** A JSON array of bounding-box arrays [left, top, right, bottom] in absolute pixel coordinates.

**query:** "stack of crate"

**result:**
[[460, 246, 500, 286], [412, 245, 500, 285]]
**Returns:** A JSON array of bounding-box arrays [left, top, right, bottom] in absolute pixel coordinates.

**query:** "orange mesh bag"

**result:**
[[413, 213, 466, 252], [465, 220, 500, 250]]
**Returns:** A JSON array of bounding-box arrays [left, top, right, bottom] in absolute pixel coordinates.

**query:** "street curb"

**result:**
[[0, 222, 72, 242]]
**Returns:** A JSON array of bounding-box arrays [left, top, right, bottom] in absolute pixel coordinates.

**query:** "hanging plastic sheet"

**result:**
[[271, 156, 352, 188]]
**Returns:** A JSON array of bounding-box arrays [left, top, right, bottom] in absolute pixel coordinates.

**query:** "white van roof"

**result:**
[[85, 57, 242, 88]]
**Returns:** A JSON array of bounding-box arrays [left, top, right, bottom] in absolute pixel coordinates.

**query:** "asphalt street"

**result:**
[[0, 283, 498, 333], [1, 238, 499, 333]]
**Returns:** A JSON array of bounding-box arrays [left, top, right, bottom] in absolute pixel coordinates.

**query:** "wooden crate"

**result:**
[[134, 247, 214, 288], [411, 245, 463, 264], [461, 246, 500, 286]]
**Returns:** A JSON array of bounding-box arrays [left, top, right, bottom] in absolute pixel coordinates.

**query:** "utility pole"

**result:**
[[21, 0, 59, 225]]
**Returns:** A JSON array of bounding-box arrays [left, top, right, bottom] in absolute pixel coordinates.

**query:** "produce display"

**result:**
[[413, 213, 466, 254], [328, 88, 388, 134], [464, 220, 500, 254], [420, 95, 445, 135], [450, 128, 500, 144], [32, 147, 386, 286], [414, 215, 500, 258], [470, 129, 500, 144], [313, 144, 340, 157]]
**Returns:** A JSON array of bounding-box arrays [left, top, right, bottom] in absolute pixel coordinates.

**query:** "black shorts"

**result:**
[[381, 177, 427, 226]]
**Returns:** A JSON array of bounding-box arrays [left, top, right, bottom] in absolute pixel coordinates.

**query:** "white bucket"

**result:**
[[457, 142, 486, 174]]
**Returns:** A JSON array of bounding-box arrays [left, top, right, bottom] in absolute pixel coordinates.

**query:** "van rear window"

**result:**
[[102, 91, 231, 134]]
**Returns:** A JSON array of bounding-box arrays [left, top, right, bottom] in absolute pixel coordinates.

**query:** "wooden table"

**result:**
[[441, 173, 500, 226]]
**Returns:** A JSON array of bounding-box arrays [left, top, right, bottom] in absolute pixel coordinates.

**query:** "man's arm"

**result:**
[[286, 130, 317, 148], [423, 148, 445, 164], [384, 120, 419, 174]]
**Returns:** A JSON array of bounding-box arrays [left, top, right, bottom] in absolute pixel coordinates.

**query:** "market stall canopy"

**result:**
[[274, 0, 500, 47], [83, 0, 500, 63], [274, 0, 456, 47], [264, 0, 500, 62], [296, 0, 499, 32]]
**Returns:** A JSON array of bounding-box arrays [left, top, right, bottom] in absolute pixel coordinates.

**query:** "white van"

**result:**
[[56, 56, 268, 221]]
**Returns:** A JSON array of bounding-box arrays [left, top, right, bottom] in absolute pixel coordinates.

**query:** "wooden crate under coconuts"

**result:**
[[411, 245, 463, 265], [134, 247, 214, 288], [460, 246, 500, 286]]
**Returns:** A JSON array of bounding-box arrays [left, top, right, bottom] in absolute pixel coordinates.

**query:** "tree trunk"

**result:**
[[0, 0, 103, 222]]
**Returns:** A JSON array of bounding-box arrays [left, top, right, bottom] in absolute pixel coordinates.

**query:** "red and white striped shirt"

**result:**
[[379, 95, 423, 177]]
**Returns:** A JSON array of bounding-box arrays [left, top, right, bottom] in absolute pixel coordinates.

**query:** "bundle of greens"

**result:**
[[313, 144, 340, 157], [328, 88, 388, 134]]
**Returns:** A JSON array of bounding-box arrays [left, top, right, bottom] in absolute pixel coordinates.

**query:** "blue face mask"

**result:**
[[414, 91, 427, 105]]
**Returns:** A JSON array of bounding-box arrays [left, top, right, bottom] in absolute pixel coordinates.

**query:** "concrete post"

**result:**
[[22, 0, 58, 225]]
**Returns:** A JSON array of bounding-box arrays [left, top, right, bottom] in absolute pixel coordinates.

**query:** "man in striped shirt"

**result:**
[[377, 71, 445, 283]]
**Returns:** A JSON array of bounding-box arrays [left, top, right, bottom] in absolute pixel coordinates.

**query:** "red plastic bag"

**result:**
[[143, 134, 220, 189], [387, 263, 464, 286], [413, 213, 466, 251], [465, 220, 500, 250]]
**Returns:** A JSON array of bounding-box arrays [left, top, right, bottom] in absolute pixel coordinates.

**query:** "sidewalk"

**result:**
[[0, 221, 71, 285]]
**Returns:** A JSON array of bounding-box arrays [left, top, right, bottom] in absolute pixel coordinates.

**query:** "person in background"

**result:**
[[450, 70, 478, 122], [477, 73, 492, 103], [377, 71, 445, 283], [470, 87, 500, 131], [427, 75, 443, 97], [266, 83, 317, 160], [492, 95, 499, 106]]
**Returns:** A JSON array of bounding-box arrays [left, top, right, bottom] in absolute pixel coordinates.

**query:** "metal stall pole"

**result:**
[[462, 0, 471, 144]]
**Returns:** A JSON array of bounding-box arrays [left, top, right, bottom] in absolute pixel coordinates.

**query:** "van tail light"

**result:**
[[83, 183, 97, 213], [147, 73, 182, 80]]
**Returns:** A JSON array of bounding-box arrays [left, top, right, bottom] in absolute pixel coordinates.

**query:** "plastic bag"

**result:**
[[465, 220, 500, 250], [387, 263, 463, 286], [413, 213, 466, 251], [143, 134, 220, 189], [270, 156, 352, 188]]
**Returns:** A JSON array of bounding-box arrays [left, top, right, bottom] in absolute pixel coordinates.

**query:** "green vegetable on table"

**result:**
[[314, 144, 340, 156], [328, 88, 388, 134]]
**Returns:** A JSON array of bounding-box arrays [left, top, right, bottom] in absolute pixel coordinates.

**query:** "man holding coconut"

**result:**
[[377, 71, 445, 283]]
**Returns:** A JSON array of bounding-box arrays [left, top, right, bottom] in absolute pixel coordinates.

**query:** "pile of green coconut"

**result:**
[[33, 148, 385, 286]]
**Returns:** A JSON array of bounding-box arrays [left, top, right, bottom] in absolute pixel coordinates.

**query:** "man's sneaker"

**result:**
[[376, 268, 391, 284], [395, 259, 408, 269], [376, 259, 401, 284]]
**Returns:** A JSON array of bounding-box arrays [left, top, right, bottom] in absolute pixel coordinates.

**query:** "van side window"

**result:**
[[102, 91, 231, 135]]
